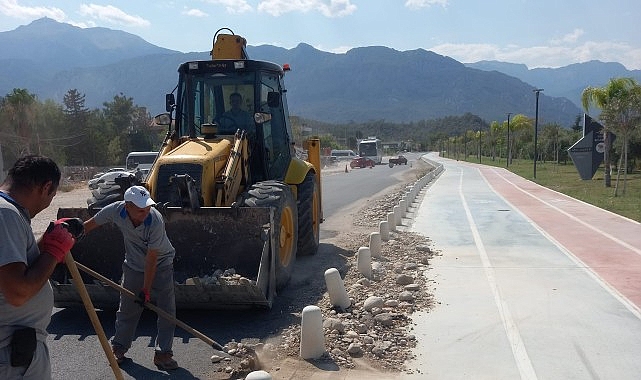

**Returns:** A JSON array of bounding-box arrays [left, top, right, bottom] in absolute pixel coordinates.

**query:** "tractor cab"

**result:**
[[166, 59, 293, 183]]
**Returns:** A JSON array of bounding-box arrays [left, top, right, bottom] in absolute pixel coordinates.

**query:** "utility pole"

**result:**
[[506, 112, 512, 168], [533, 89, 544, 179]]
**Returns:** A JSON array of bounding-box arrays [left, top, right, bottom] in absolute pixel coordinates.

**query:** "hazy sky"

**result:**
[[1, 0, 640, 70]]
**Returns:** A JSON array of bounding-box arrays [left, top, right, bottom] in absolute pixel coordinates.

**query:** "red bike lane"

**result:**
[[477, 165, 641, 310]]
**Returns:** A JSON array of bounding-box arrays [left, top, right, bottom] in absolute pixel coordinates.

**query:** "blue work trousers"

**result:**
[[111, 263, 176, 354]]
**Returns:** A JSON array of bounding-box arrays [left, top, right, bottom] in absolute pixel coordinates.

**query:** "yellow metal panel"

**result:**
[[210, 34, 247, 59]]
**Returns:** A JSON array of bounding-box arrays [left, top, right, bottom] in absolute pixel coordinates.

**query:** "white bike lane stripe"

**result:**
[[458, 170, 538, 380]]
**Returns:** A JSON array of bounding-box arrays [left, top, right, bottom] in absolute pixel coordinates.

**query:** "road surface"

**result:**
[[407, 153, 641, 379]]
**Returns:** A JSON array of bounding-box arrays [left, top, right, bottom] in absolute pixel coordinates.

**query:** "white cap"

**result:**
[[124, 186, 156, 208]]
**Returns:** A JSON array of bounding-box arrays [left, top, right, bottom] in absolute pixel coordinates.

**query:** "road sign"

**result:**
[[568, 114, 615, 180]]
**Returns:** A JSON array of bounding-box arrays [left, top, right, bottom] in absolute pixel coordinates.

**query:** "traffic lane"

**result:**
[[48, 308, 218, 379], [478, 166, 641, 309], [407, 157, 641, 379], [320, 160, 412, 219]]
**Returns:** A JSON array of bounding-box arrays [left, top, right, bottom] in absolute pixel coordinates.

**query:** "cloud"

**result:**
[[551, 28, 584, 45], [257, 0, 356, 17], [405, 0, 449, 10], [78, 4, 150, 27], [67, 20, 96, 28], [182, 8, 209, 17], [428, 40, 641, 70], [0, 0, 65, 21], [203, 0, 252, 14]]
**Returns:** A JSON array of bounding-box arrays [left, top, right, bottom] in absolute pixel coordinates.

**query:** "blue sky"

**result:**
[[1, 0, 640, 69]]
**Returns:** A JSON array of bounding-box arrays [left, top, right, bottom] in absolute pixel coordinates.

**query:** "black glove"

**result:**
[[55, 218, 85, 240], [135, 288, 150, 308]]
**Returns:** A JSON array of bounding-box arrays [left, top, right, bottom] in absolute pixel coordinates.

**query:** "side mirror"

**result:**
[[154, 113, 172, 126], [253, 112, 272, 125], [267, 92, 280, 108], [165, 93, 176, 112]]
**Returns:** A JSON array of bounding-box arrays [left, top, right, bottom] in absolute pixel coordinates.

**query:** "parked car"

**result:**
[[91, 167, 127, 179], [88, 170, 133, 190], [350, 156, 375, 169], [388, 155, 408, 166], [331, 149, 357, 162]]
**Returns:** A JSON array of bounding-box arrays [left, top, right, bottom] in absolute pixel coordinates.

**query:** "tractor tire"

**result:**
[[87, 193, 122, 209], [86, 174, 135, 210], [243, 181, 297, 289], [296, 172, 320, 256]]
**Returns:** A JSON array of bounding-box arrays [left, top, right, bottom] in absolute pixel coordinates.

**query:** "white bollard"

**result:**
[[399, 199, 407, 217], [245, 370, 272, 380], [394, 205, 401, 226], [387, 212, 396, 231], [300, 305, 325, 359], [369, 232, 382, 258], [357, 246, 372, 278], [379, 221, 389, 241], [324, 268, 351, 309]]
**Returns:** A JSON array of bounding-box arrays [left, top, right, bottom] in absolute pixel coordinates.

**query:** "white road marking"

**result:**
[[458, 170, 539, 380]]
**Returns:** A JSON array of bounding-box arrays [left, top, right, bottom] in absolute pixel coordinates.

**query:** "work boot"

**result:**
[[112, 345, 127, 365], [154, 352, 179, 370]]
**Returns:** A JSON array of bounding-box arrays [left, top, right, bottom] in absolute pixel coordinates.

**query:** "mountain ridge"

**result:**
[[3, 18, 636, 126]]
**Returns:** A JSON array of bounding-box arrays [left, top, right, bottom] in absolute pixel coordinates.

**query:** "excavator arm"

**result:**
[[215, 130, 250, 206]]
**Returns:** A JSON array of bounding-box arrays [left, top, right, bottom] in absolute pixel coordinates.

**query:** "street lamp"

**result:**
[[533, 89, 543, 179], [478, 127, 482, 163]]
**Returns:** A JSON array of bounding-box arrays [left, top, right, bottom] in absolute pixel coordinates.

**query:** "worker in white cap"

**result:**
[[82, 185, 178, 370]]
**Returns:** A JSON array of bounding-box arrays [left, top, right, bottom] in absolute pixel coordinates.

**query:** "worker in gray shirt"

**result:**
[[0, 155, 76, 380], [83, 185, 178, 370]]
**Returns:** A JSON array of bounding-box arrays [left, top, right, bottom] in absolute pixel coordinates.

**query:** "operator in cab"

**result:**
[[218, 92, 255, 140]]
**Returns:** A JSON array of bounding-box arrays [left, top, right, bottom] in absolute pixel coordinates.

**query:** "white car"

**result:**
[[91, 167, 127, 179], [88, 170, 133, 190]]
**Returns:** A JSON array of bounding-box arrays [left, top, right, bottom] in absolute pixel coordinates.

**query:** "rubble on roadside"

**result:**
[[263, 181, 439, 374]]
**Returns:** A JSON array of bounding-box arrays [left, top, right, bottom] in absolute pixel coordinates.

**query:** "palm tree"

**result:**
[[581, 78, 641, 194]]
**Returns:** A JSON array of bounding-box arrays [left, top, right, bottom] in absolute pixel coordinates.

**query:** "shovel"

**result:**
[[73, 261, 231, 359], [64, 253, 124, 380]]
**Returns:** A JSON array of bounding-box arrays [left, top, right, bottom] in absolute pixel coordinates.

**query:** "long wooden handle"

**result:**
[[74, 261, 230, 356], [65, 253, 124, 380]]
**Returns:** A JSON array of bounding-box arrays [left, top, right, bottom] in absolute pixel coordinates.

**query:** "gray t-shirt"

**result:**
[[93, 201, 175, 272], [0, 193, 53, 348]]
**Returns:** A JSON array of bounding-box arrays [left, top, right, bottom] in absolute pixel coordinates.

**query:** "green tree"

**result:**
[[582, 77, 641, 193], [506, 114, 532, 163], [63, 89, 92, 164], [0, 88, 38, 158]]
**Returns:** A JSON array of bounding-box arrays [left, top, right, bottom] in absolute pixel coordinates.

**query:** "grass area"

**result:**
[[452, 155, 641, 223]]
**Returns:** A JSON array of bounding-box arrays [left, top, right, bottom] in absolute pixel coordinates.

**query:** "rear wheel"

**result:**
[[297, 172, 320, 256], [244, 181, 297, 289]]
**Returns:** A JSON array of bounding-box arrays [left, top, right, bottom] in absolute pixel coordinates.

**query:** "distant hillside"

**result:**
[[0, 18, 585, 126], [466, 60, 641, 111], [0, 17, 176, 72]]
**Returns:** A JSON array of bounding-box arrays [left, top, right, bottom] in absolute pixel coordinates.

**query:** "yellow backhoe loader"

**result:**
[[52, 28, 322, 309]]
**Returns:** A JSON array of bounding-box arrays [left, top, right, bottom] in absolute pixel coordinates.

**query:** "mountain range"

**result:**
[[2, 18, 639, 127]]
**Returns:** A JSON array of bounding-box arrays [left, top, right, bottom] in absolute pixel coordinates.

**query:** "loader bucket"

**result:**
[[51, 206, 276, 309]]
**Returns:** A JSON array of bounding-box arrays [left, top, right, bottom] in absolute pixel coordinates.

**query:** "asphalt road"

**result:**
[[406, 153, 641, 380]]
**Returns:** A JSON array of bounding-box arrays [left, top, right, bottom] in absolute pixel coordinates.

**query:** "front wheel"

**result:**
[[297, 172, 320, 256], [244, 181, 297, 289]]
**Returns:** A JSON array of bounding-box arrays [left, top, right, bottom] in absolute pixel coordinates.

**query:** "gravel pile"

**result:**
[[261, 174, 439, 375]]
